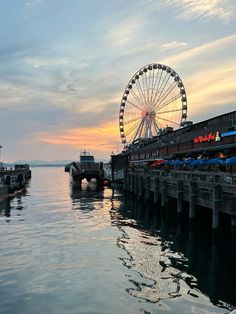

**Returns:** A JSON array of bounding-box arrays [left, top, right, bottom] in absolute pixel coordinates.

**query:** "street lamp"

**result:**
[[0, 145, 2, 162]]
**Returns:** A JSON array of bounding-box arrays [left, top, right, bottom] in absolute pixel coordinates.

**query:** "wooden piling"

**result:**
[[161, 180, 167, 208], [212, 185, 221, 237], [177, 180, 183, 214], [154, 178, 159, 204], [189, 181, 197, 227]]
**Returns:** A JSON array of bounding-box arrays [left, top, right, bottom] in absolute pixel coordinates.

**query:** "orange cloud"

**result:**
[[38, 120, 123, 154]]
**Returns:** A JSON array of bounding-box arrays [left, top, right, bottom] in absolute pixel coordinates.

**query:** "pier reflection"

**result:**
[[110, 190, 236, 311], [0, 190, 27, 220], [70, 179, 105, 212], [0, 197, 11, 218]]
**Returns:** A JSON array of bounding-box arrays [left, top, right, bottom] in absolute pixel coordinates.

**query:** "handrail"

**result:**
[[128, 168, 236, 185]]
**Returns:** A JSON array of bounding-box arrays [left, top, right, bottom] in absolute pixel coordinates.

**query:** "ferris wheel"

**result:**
[[119, 63, 187, 147]]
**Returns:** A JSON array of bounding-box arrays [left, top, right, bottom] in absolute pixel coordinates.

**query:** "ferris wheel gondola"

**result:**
[[119, 63, 187, 148]]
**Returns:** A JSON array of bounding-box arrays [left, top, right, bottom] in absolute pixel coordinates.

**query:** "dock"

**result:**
[[0, 165, 31, 200], [124, 168, 236, 238]]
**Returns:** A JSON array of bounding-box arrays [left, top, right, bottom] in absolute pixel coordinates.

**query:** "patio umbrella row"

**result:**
[[167, 157, 236, 165], [149, 156, 236, 167]]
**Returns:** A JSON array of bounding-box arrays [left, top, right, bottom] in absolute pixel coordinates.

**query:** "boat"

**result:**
[[69, 151, 104, 187]]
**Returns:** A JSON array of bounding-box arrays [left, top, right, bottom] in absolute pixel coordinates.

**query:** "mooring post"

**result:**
[[134, 174, 137, 195], [145, 176, 150, 200], [154, 178, 159, 204], [124, 168, 128, 191], [177, 180, 183, 214], [128, 173, 131, 193], [189, 180, 197, 226], [161, 180, 167, 208], [231, 215, 236, 239], [138, 175, 144, 199], [212, 184, 221, 237], [125, 172, 128, 191], [130, 174, 134, 194]]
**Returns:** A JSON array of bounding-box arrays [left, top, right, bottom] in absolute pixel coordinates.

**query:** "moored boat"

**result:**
[[69, 151, 103, 187]]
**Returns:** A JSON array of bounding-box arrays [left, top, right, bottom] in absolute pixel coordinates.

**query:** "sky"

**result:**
[[0, 0, 236, 162]]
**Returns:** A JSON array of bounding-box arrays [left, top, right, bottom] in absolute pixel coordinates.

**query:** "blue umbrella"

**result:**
[[207, 158, 225, 164], [171, 160, 184, 165], [225, 157, 236, 164], [182, 159, 193, 164], [166, 160, 176, 165], [190, 159, 207, 165]]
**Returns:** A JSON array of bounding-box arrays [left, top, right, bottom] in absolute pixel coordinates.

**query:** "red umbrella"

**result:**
[[150, 159, 166, 167]]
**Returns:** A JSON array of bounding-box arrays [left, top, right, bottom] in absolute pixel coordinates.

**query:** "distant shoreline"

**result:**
[[28, 164, 66, 167]]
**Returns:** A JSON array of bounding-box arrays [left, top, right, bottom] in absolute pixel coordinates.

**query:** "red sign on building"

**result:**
[[194, 132, 216, 143]]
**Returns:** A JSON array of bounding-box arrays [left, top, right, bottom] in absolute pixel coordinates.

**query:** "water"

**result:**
[[0, 167, 235, 314]]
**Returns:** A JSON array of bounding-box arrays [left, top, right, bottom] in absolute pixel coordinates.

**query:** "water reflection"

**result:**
[[111, 190, 236, 312], [0, 190, 27, 220], [70, 180, 105, 214], [0, 198, 11, 218]]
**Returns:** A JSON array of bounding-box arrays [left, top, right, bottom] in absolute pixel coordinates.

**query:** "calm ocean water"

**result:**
[[0, 167, 235, 314]]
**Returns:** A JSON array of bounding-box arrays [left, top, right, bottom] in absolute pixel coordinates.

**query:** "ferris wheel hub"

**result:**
[[141, 110, 149, 118], [141, 110, 156, 119]]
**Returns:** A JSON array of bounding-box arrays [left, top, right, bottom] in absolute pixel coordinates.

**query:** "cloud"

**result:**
[[152, 0, 236, 23], [25, 0, 42, 7], [160, 41, 187, 51], [105, 17, 145, 47], [162, 34, 236, 67], [25, 57, 71, 68]]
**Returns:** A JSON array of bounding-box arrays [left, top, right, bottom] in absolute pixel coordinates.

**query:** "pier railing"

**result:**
[[129, 168, 236, 185]]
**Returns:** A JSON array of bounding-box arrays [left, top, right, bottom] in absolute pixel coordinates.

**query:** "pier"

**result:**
[[123, 168, 236, 238], [112, 106, 236, 239], [0, 165, 31, 199]]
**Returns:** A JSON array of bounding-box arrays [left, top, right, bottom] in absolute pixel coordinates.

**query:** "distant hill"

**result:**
[[5, 158, 109, 167], [5, 159, 74, 167]]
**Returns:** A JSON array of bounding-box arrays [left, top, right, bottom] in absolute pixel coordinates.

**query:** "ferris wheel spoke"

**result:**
[[154, 80, 178, 111], [150, 68, 160, 107], [141, 73, 151, 111], [144, 72, 151, 110], [156, 118, 165, 129], [156, 69, 163, 93], [125, 119, 143, 137], [158, 71, 170, 95], [154, 120, 160, 133], [125, 112, 140, 117], [131, 119, 145, 143], [152, 117, 160, 132], [124, 116, 141, 126], [148, 70, 155, 110], [151, 70, 165, 108], [126, 99, 143, 112], [138, 120, 146, 139], [156, 108, 182, 115], [157, 116, 180, 126], [150, 68, 156, 107], [149, 69, 154, 104], [153, 72, 171, 110], [136, 79, 149, 111], [156, 94, 181, 112], [129, 88, 146, 110]]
